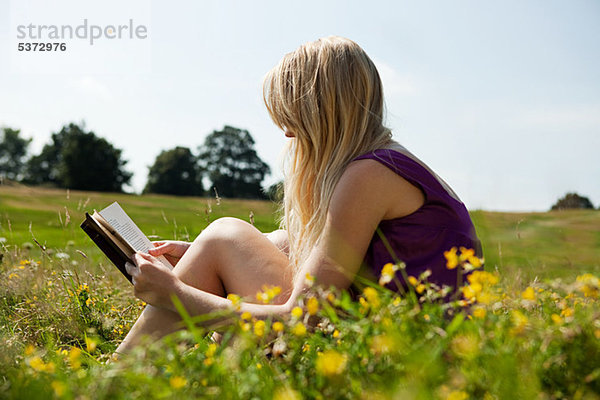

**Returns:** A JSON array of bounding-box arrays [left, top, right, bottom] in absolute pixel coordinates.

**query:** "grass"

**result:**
[[1, 185, 599, 399]]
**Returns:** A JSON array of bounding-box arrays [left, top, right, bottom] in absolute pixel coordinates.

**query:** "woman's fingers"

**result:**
[[148, 242, 173, 256]]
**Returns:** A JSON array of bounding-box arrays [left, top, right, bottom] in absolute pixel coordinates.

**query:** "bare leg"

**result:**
[[115, 218, 291, 354]]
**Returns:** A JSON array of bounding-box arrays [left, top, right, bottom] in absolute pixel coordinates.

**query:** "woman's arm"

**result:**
[[128, 159, 409, 319]]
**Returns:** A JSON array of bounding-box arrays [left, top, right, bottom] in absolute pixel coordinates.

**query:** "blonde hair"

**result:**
[[263, 36, 392, 273]]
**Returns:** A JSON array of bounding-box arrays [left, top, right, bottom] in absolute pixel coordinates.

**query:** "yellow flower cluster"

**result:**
[[315, 350, 347, 377], [575, 273, 599, 298], [444, 247, 483, 270], [378, 263, 399, 286], [256, 285, 282, 304], [461, 271, 499, 304]]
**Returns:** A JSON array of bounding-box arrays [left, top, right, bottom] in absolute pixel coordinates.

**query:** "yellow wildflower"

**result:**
[[273, 386, 302, 400], [363, 287, 380, 308], [561, 307, 574, 318], [306, 297, 319, 316], [24, 344, 36, 356], [370, 334, 395, 355], [444, 247, 459, 269], [51, 381, 66, 397], [85, 337, 97, 352], [292, 322, 306, 336], [291, 306, 303, 319], [169, 376, 187, 389], [253, 320, 266, 337], [241, 311, 252, 321], [332, 329, 340, 338], [379, 263, 398, 286], [305, 272, 315, 287], [576, 273, 600, 298], [511, 310, 528, 335], [227, 293, 241, 310], [447, 390, 469, 400], [416, 284, 426, 294], [521, 287, 536, 301], [551, 314, 563, 324], [407, 276, 418, 286], [206, 343, 217, 357], [256, 285, 282, 304], [68, 347, 81, 370], [472, 307, 486, 319], [272, 321, 284, 333], [316, 350, 348, 377]]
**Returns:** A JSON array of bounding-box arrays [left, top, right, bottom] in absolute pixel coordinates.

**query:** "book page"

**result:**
[[98, 202, 172, 269]]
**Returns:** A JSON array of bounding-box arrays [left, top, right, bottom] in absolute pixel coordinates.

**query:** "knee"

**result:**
[[196, 217, 254, 244]]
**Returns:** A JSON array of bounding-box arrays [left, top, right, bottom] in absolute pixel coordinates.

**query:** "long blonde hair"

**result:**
[[263, 36, 392, 273]]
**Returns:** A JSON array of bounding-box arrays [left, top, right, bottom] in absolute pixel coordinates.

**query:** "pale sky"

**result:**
[[1, 0, 599, 211]]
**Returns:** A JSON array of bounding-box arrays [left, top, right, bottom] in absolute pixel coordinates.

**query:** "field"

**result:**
[[1, 185, 599, 399]]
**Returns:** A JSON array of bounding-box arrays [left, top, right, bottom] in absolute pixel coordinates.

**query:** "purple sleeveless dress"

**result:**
[[353, 148, 482, 292]]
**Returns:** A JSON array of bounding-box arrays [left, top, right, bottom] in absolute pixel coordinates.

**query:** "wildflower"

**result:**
[[292, 322, 306, 336], [240, 322, 251, 332], [241, 311, 252, 321], [8, 273, 18, 279], [272, 321, 284, 333], [291, 306, 303, 319], [51, 381, 66, 397], [392, 297, 401, 306], [316, 350, 348, 377], [302, 343, 310, 352], [447, 390, 469, 400], [521, 287, 536, 301], [363, 287, 380, 308], [444, 247, 459, 269], [273, 386, 302, 400], [576, 273, 600, 298], [416, 284, 426, 294], [306, 297, 319, 316], [253, 320, 266, 337], [305, 272, 315, 287], [451, 334, 479, 359], [423, 314, 431, 321], [407, 276, 418, 286], [332, 329, 340, 338], [561, 307, 574, 318], [227, 293, 241, 310], [256, 285, 281, 304], [256, 363, 262, 369], [370, 334, 395, 355], [551, 314, 563, 325], [206, 343, 217, 357], [472, 307, 486, 319], [24, 345, 36, 356], [68, 347, 81, 370], [379, 263, 398, 286], [85, 337, 97, 352], [169, 376, 187, 389], [326, 292, 336, 303], [511, 310, 529, 335]]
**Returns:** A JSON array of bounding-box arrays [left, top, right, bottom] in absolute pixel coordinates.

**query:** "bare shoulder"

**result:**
[[333, 158, 425, 220]]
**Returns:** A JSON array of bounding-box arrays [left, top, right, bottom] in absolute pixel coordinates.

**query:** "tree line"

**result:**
[[0, 123, 272, 199]]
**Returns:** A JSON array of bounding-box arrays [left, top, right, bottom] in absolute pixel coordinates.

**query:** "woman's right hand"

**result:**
[[148, 240, 191, 266]]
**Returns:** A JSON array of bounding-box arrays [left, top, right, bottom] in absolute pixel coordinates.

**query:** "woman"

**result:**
[[116, 36, 481, 354]]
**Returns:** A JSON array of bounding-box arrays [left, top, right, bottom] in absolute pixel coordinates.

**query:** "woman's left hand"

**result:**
[[125, 252, 182, 311]]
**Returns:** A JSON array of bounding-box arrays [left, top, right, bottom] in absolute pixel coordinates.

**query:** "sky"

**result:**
[[1, 0, 599, 211]]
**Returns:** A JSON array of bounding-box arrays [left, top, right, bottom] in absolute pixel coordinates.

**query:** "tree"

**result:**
[[551, 192, 595, 211], [144, 146, 203, 196], [0, 127, 31, 181], [197, 126, 270, 199], [24, 122, 132, 192]]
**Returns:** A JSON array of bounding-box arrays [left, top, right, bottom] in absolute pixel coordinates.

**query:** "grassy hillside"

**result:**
[[1, 184, 599, 399], [1, 185, 598, 283]]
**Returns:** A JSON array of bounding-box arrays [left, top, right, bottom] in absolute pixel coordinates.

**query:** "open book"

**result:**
[[80, 202, 172, 283]]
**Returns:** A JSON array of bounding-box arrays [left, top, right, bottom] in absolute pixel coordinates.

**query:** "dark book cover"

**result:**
[[80, 213, 133, 283]]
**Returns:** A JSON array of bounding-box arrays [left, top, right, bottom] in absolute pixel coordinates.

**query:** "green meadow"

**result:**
[[1, 185, 599, 399]]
